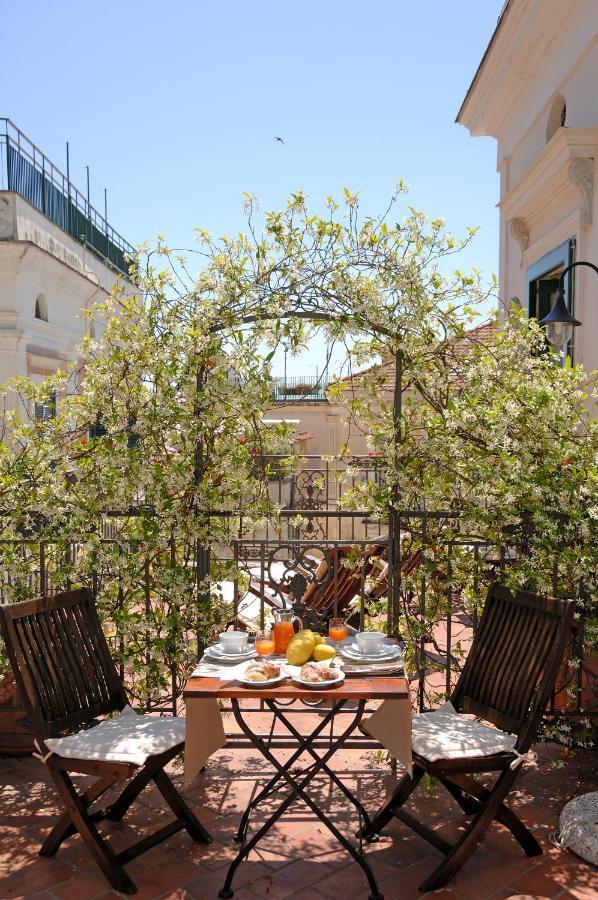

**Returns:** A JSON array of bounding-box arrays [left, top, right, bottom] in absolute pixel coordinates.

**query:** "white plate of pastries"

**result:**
[[238, 659, 286, 686], [290, 661, 345, 689]]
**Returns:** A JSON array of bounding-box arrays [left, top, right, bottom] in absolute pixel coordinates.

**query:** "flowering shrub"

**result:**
[[0, 186, 595, 717]]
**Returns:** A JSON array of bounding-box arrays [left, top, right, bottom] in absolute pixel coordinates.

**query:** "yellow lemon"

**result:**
[[313, 634, 326, 646], [286, 632, 316, 665], [312, 643, 336, 662]]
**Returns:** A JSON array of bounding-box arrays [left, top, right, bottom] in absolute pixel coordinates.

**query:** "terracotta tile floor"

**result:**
[[1, 719, 596, 900]]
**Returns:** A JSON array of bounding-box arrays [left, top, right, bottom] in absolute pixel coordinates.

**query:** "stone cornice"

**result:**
[[458, 0, 577, 137], [0, 327, 25, 350], [500, 127, 598, 223]]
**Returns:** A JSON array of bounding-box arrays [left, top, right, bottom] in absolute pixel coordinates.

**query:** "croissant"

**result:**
[[299, 662, 334, 682], [244, 660, 281, 682]]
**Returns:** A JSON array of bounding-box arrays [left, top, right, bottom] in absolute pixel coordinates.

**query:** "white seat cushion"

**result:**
[[411, 701, 516, 762], [44, 706, 185, 766]]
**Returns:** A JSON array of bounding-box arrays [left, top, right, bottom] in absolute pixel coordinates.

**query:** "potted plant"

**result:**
[[0, 652, 34, 756]]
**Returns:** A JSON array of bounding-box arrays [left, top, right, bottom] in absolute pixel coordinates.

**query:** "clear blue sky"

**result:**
[[4, 0, 503, 375]]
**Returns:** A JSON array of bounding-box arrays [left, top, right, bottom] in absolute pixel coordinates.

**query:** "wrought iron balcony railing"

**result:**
[[0, 456, 593, 721], [0, 118, 134, 276]]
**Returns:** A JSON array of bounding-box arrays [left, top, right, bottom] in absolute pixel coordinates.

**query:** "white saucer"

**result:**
[[204, 644, 257, 661], [340, 643, 402, 662]]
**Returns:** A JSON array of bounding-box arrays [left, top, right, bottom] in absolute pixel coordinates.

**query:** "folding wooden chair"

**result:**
[[0, 588, 212, 894], [247, 543, 392, 622], [362, 582, 575, 892]]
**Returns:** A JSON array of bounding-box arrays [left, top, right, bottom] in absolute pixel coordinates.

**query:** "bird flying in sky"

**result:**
[[273, 136, 285, 144]]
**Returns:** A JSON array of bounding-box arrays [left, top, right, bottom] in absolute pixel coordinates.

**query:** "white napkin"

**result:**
[[191, 660, 252, 679]]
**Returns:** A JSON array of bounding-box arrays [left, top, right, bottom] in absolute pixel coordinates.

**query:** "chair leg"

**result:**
[[363, 764, 425, 838], [439, 777, 480, 816], [418, 767, 520, 893], [105, 761, 159, 822], [448, 774, 542, 857], [41, 775, 116, 857], [47, 767, 137, 895], [153, 768, 212, 844]]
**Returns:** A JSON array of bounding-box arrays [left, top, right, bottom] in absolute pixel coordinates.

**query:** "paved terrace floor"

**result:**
[[1, 707, 596, 900]]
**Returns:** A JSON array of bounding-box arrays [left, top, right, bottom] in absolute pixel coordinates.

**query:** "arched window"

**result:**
[[35, 294, 48, 322], [546, 95, 566, 142]]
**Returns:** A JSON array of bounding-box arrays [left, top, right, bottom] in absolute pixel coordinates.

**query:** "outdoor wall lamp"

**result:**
[[538, 260, 598, 347]]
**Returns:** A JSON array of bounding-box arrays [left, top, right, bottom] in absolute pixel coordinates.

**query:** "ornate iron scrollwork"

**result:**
[[287, 570, 326, 632]]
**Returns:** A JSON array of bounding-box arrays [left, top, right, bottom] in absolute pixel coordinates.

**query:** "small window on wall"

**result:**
[[35, 294, 48, 321], [546, 94, 566, 142], [527, 238, 576, 357], [34, 390, 56, 422]]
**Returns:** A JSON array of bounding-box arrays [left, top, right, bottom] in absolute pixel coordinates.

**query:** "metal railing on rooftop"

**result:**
[[0, 118, 134, 276], [272, 376, 329, 403]]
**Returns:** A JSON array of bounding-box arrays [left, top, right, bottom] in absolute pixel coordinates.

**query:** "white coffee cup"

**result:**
[[219, 631, 248, 654], [355, 631, 386, 655]]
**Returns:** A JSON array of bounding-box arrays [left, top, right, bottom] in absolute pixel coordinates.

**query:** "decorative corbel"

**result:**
[[509, 218, 529, 267], [568, 157, 594, 226]]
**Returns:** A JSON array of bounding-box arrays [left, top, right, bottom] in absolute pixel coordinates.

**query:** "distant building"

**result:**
[[457, 0, 598, 374], [0, 119, 135, 417], [266, 374, 372, 460]]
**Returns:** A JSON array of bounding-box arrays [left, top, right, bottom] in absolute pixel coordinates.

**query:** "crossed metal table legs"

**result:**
[[218, 698, 384, 900]]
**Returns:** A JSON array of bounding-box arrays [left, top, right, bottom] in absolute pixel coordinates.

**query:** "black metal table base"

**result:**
[[218, 698, 383, 900]]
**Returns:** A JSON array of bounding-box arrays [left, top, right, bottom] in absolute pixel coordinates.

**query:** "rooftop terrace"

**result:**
[[0, 119, 134, 276], [0, 715, 595, 900]]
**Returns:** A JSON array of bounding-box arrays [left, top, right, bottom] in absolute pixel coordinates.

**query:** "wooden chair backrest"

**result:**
[[299, 544, 386, 617], [451, 582, 574, 748], [0, 588, 127, 739]]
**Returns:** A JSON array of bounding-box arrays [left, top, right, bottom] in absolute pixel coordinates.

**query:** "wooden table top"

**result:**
[[184, 674, 409, 702]]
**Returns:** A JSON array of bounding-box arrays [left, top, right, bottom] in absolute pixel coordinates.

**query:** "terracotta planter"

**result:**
[[552, 653, 598, 713], [0, 671, 35, 756]]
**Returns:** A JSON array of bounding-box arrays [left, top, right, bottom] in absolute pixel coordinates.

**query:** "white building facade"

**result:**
[[457, 0, 598, 374], [0, 119, 134, 417]]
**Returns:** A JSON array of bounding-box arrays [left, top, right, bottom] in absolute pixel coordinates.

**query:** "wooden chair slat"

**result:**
[[484, 601, 532, 715], [32, 610, 79, 720], [308, 544, 384, 618], [21, 614, 64, 720], [28, 614, 67, 719], [26, 613, 74, 721], [471, 597, 522, 710], [51, 608, 90, 712], [59, 604, 103, 710], [511, 616, 558, 723], [454, 596, 499, 708], [491, 605, 539, 716], [69, 602, 110, 708], [13, 617, 57, 722], [79, 595, 126, 707]]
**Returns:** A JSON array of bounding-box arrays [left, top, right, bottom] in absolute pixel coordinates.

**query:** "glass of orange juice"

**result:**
[[329, 617, 349, 645], [255, 629, 275, 658]]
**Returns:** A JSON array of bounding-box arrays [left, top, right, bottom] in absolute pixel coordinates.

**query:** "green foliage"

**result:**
[[0, 185, 596, 718]]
